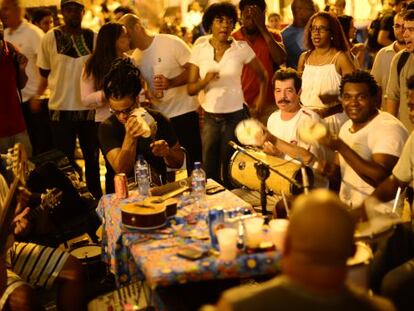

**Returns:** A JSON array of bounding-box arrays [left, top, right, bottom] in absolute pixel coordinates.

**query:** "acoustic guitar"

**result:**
[[121, 186, 189, 230], [0, 144, 26, 254], [0, 144, 63, 253]]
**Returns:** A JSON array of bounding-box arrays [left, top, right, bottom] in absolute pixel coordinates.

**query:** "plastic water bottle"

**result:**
[[135, 155, 150, 197], [191, 162, 206, 202]]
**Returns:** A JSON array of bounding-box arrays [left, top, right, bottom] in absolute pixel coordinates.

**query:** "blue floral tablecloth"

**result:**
[[97, 181, 281, 289]]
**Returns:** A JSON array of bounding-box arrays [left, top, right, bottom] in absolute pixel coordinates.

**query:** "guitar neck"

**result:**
[[0, 177, 20, 254], [159, 186, 189, 202]]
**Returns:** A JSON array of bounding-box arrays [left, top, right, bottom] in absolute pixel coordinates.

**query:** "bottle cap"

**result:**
[[194, 162, 202, 169]]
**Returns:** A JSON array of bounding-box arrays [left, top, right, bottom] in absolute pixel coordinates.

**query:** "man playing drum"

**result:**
[[318, 71, 408, 208], [261, 68, 327, 187], [264, 68, 323, 164]]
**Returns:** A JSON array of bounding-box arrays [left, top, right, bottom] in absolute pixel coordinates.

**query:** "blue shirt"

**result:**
[[281, 25, 305, 69]]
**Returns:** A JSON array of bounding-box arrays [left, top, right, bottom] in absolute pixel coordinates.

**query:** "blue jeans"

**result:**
[[202, 107, 248, 188]]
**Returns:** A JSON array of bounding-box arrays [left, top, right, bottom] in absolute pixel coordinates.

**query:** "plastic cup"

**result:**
[[244, 217, 264, 248], [216, 228, 238, 261], [269, 219, 289, 251]]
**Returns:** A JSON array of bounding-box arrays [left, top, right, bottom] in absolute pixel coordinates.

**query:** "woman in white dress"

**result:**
[[298, 12, 356, 135]]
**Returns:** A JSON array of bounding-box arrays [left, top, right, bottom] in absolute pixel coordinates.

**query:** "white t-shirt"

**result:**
[[189, 38, 255, 113], [339, 111, 408, 207], [267, 107, 322, 163], [131, 34, 198, 118], [5, 20, 44, 102], [37, 28, 96, 111]]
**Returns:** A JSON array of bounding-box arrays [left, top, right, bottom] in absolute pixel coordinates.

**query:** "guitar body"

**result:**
[[121, 196, 179, 230]]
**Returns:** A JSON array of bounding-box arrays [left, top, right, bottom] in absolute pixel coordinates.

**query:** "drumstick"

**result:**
[[392, 187, 402, 214], [281, 191, 290, 218]]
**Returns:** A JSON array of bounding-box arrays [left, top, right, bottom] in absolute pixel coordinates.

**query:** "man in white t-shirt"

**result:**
[[1, 0, 52, 156], [37, 0, 102, 198], [265, 68, 323, 166], [120, 13, 201, 171], [319, 70, 408, 207]]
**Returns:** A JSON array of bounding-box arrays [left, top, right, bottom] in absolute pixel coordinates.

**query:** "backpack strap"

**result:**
[[397, 51, 410, 86]]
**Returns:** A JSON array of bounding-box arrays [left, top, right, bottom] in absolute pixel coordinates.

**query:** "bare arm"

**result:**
[[321, 135, 399, 187], [336, 52, 356, 76], [153, 63, 192, 91], [371, 175, 407, 203], [250, 6, 286, 65], [15, 53, 28, 89], [105, 117, 144, 174], [247, 57, 268, 114], [385, 98, 399, 116], [265, 134, 315, 165], [150, 141, 184, 168], [297, 52, 307, 75], [187, 63, 218, 96]]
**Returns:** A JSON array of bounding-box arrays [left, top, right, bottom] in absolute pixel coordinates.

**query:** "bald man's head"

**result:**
[[119, 13, 140, 30], [285, 189, 355, 266]]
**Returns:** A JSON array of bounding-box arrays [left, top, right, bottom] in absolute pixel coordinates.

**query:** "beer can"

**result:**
[[114, 173, 128, 199], [208, 206, 225, 250]]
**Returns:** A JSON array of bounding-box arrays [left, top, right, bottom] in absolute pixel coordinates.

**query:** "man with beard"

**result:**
[[319, 71, 408, 208], [371, 12, 406, 109], [232, 0, 286, 122], [37, 0, 102, 198], [386, 9, 414, 133]]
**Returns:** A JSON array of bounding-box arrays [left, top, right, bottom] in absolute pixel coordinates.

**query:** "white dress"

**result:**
[[300, 51, 348, 135]]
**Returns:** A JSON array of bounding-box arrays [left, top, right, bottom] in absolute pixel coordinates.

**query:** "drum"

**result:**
[[229, 149, 313, 195], [70, 244, 107, 280], [346, 242, 373, 288]]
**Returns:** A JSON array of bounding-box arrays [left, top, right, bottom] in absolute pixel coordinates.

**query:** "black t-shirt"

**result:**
[[380, 11, 396, 43], [98, 109, 178, 180]]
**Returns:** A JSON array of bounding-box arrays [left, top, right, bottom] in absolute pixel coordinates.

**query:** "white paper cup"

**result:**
[[217, 228, 238, 261], [269, 219, 289, 251], [244, 217, 264, 248]]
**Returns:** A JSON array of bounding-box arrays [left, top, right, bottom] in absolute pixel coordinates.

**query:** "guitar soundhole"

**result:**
[[238, 161, 246, 170]]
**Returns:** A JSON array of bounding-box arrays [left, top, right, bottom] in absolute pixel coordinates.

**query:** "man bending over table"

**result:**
[[98, 58, 184, 184]]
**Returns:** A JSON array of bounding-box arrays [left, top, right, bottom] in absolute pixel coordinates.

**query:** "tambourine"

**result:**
[[297, 119, 328, 145], [131, 107, 156, 138], [235, 118, 266, 146]]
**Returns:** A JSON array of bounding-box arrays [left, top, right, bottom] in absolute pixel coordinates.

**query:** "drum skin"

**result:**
[[229, 149, 313, 195], [70, 244, 107, 280]]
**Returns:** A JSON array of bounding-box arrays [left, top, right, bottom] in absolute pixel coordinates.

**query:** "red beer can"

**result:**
[[114, 173, 128, 199]]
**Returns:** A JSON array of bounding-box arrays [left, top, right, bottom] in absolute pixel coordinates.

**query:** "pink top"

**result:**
[[80, 66, 111, 122]]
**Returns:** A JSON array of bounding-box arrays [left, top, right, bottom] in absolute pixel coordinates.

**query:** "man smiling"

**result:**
[[320, 71, 408, 207]]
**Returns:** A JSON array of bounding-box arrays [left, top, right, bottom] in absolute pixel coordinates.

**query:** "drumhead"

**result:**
[[347, 242, 373, 267], [70, 245, 101, 260]]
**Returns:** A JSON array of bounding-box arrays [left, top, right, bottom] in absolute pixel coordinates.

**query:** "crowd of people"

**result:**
[[1, 0, 414, 310]]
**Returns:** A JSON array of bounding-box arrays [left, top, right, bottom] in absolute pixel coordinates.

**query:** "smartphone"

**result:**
[[206, 185, 225, 195], [176, 246, 207, 260]]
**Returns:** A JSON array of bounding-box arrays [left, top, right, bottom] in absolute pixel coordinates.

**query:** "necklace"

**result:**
[[309, 48, 335, 66]]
